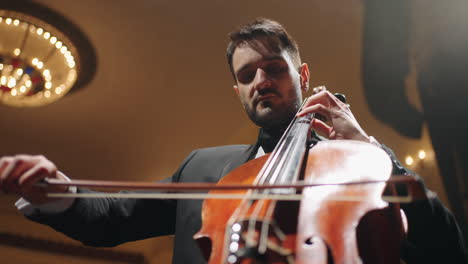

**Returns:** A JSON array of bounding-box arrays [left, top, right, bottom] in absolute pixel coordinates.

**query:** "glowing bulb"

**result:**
[[50, 36, 57, 44], [13, 48, 21, 56], [16, 68, 23, 76], [37, 61, 44, 69], [229, 242, 239, 252], [0, 64, 3, 70], [67, 58, 75, 65], [20, 86, 26, 93], [0, 76, 6, 85], [405, 156, 414, 166], [227, 255, 237, 264], [32, 58, 38, 65], [55, 86, 63, 94], [25, 80, 32, 87], [55, 41, 63, 49], [11, 89, 17, 96], [418, 150, 426, 160], [45, 82, 52, 89], [5, 18, 12, 25], [36, 28, 44, 35], [44, 90, 51, 98], [43, 32, 50, 39], [13, 19, 20, 26], [232, 223, 241, 232], [7, 77, 16, 88], [60, 46, 67, 54], [43, 69, 51, 81]]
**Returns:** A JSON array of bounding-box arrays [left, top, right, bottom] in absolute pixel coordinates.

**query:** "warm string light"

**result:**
[[405, 156, 414, 166], [418, 150, 426, 160], [405, 149, 429, 166], [0, 14, 79, 106]]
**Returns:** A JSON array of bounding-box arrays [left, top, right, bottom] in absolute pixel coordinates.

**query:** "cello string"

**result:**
[[244, 98, 312, 253], [225, 99, 310, 250], [256, 106, 316, 253], [252, 97, 309, 186], [257, 199, 277, 254]]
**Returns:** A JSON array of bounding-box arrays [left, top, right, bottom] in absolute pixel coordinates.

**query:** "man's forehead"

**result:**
[[232, 42, 291, 73]]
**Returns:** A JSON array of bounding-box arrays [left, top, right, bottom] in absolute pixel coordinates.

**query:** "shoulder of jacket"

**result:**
[[191, 144, 252, 154]]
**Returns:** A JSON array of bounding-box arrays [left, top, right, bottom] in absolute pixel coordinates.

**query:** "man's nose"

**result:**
[[252, 68, 272, 91]]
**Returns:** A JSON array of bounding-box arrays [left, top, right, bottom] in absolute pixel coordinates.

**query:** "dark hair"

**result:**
[[227, 18, 301, 81]]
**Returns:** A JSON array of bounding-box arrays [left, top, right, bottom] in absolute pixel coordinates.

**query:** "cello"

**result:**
[[193, 97, 422, 263]]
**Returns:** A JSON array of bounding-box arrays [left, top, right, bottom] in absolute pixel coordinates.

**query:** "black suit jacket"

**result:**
[[30, 144, 256, 264], [29, 142, 467, 264]]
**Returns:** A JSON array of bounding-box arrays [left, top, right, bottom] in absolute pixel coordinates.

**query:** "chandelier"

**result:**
[[0, 2, 95, 107]]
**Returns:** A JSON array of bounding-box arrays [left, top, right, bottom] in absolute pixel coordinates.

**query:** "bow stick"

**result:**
[[39, 176, 427, 203]]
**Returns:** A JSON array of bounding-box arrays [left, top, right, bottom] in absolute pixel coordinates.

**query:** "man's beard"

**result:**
[[243, 97, 301, 130]]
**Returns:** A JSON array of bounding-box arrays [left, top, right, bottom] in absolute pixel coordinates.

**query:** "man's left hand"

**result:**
[[296, 86, 371, 142]]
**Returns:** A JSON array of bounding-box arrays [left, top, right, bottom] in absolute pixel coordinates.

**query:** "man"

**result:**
[[0, 18, 466, 264]]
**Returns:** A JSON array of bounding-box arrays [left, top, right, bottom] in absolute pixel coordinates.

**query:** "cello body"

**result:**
[[194, 140, 404, 264]]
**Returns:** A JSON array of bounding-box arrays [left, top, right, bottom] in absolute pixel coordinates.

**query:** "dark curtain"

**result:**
[[362, 0, 468, 240]]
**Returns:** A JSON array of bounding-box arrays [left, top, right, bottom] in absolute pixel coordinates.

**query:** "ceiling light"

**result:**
[[0, 2, 96, 107]]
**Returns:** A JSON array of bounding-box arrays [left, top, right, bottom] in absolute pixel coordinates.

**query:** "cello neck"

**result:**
[[255, 100, 315, 193]]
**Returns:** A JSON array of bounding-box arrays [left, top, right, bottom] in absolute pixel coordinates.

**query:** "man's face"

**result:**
[[232, 42, 308, 130]]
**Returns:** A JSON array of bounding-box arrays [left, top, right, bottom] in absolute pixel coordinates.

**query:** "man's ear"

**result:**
[[299, 63, 310, 92], [233, 85, 239, 95]]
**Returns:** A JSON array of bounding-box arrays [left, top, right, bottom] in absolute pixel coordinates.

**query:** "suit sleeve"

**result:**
[[381, 145, 468, 263], [26, 151, 198, 247]]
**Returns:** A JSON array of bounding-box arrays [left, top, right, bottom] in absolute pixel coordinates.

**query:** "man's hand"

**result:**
[[296, 86, 371, 142], [0, 155, 68, 205]]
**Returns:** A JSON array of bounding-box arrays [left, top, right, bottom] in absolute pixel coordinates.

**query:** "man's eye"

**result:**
[[238, 71, 255, 84], [266, 65, 287, 75]]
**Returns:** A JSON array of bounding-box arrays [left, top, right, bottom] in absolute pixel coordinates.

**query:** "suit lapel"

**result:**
[[220, 143, 259, 177]]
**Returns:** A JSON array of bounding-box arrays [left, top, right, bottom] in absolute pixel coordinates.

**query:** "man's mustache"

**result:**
[[253, 88, 281, 105]]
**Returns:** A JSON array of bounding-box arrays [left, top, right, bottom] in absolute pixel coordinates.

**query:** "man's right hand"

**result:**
[[0, 155, 68, 205]]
